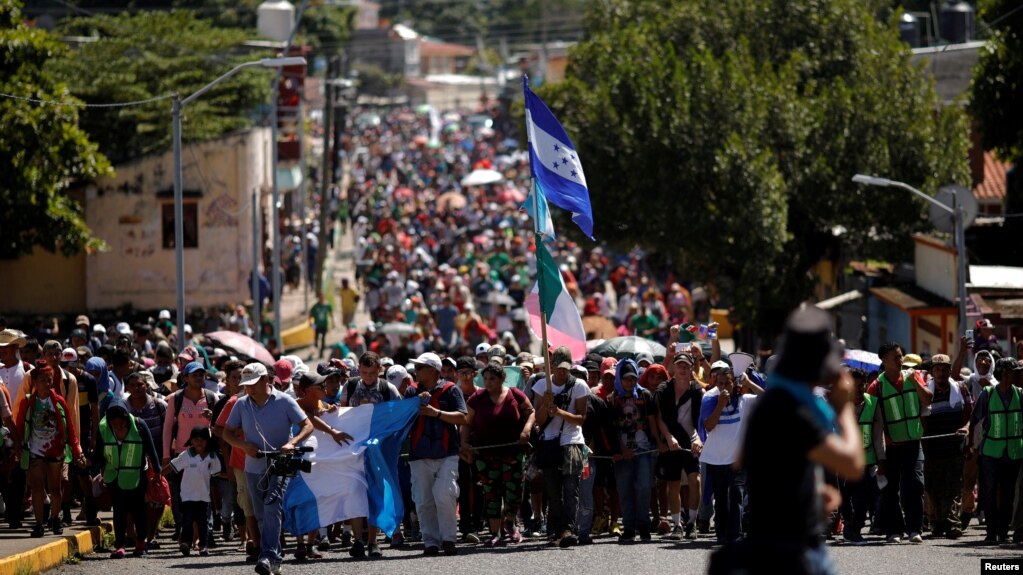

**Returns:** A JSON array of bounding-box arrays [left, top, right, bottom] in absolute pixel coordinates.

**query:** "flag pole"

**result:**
[[524, 74, 554, 396]]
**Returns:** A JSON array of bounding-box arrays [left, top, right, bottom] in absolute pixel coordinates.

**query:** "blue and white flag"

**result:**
[[523, 76, 594, 239], [521, 181, 557, 240], [283, 399, 420, 536]]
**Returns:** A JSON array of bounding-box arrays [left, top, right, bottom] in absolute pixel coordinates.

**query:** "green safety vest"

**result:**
[[879, 370, 923, 443], [981, 385, 1023, 461], [99, 415, 145, 490], [858, 394, 878, 465]]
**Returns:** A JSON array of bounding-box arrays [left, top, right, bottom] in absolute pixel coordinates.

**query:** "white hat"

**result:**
[[184, 323, 193, 334], [411, 352, 443, 371], [386, 365, 410, 387], [240, 363, 268, 386], [158, 309, 171, 320], [115, 322, 132, 335], [710, 360, 731, 373], [60, 348, 78, 363], [475, 342, 491, 356], [92, 324, 106, 334]]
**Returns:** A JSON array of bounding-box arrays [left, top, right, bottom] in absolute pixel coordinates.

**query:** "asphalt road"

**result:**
[[49, 526, 1021, 575]]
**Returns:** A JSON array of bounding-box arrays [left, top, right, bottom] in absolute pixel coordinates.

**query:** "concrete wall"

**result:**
[[85, 128, 271, 311], [914, 234, 958, 303], [0, 247, 86, 314]]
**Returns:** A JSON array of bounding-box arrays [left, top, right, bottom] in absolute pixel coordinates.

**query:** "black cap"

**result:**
[[619, 361, 639, 379], [456, 356, 477, 371], [298, 372, 326, 389], [772, 305, 843, 383]]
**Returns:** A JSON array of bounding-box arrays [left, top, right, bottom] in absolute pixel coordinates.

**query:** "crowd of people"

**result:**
[[1, 105, 1021, 575]]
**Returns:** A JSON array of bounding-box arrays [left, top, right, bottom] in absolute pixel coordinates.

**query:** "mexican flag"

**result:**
[[525, 240, 587, 361]]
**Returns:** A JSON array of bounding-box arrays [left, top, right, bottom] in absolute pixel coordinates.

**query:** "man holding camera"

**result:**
[[223, 363, 313, 575]]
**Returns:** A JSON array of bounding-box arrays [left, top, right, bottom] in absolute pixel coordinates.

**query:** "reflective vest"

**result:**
[[858, 394, 877, 465], [879, 371, 923, 442], [99, 415, 145, 490], [981, 385, 1023, 461]]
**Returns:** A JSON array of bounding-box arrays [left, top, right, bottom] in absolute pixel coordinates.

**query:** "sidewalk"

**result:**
[[0, 511, 113, 575]]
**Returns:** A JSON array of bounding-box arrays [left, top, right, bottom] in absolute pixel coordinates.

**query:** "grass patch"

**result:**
[[100, 530, 115, 550], [63, 553, 82, 565], [13, 560, 33, 575], [159, 506, 175, 530]]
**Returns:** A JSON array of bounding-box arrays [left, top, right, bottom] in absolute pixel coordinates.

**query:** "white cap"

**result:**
[[60, 348, 78, 363], [710, 360, 731, 373], [386, 365, 410, 387], [184, 323, 193, 334], [93, 324, 106, 334], [475, 342, 491, 356], [115, 322, 132, 335], [411, 352, 443, 371], [158, 309, 171, 320], [240, 363, 268, 386]]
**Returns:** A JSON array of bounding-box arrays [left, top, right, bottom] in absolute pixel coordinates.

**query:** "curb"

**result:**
[[0, 522, 111, 575]]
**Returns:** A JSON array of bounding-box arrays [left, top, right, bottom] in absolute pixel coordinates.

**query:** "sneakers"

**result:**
[[199, 548, 209, 557], [180, 542, 192, 556], [109, 548, 126, 559], [618, 529, 636, 544], [462, 532, 480, 544], [842, 533, 867, 546], [305, 545, 323, 560], [947, 527, 963, 539], [886, 534, 902, 544], [31, 523, 45, 538], [559, 531, 578, 548], [317, 538, 331, 552], [656, 518, 671, 535], [610, 524, 623, 537], [390, 531, 405, 548], [908, 532, 923, 544], [349, 539, 366, 558], [666, 525, 684, 541], [340, 531, 353, 548], [367, 542, 382, 558], [507, 526, 523, 544], [483, 534, 505, 548], [255, 558, 272, 575], [146, 540, 161, 551], [133, 543, 147, 557], [684, 522, 697, 540], [441, 541, 458, 555]]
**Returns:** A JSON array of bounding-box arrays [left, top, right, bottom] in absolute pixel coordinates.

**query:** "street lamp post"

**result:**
[[852, 174, 969, 336], [172, 56, 306, 352]]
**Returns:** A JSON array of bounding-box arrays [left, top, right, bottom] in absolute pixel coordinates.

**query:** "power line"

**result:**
[[0, 92, 173, 108]]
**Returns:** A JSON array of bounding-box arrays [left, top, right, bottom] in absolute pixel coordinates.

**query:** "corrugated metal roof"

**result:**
[[973, 151, 1010, 200]]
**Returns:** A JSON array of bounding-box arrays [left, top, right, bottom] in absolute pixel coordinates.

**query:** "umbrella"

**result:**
[[379, 322, 417, 336], [394, 187, 414, 199], [486, 292, 518, 306], [460, 168, 504, 187], [497, 188, 527, 204], [436, 191, 468, 212], [582, 316, 618, 340], [591, 336, 667, 362], [204, 331, 274, 366], [844, 349, 881, 371]]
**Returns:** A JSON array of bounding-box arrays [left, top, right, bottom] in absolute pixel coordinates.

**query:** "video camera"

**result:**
[[257, 446, 313, 478]]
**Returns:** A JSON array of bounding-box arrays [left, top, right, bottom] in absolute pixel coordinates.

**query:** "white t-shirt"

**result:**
[[171, 449, 222, 503], [700, 388, 757, 466], [531, 377, 588, 446], [0, 361, 28, 409]]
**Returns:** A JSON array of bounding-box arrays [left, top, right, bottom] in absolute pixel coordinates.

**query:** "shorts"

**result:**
[[593, 459, 617, 490], [233, 468, 254, 518], [28, 456, 69, 481], [656, 449, 700, 482]]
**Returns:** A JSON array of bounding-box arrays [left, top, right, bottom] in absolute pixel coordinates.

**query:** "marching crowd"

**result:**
[[1, 106, 1021, 575]]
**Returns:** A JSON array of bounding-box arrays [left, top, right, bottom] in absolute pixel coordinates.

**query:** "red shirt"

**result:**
[[467, 387, 529, 455], [215, 396, 247, 471]]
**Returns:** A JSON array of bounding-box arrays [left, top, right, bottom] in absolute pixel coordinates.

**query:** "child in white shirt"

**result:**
[[165, 426, 221, 556]]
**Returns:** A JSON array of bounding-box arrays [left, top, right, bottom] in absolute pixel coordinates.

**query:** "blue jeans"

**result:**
[[215, 477, 234, 529], [247, 472, 285, 564], [706, 463, 744, 543], [614, 452, 653, 532], [577, 460, 595, 537], [804, 544, 838, 575]]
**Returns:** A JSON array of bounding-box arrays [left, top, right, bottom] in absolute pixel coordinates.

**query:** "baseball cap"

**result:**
[[70, 328, 88, 340], [75, 315, 90, 327], [635, 352, 654, 366], [619, 361, 639, 379], [274, 358, 294, 383], [115, 322, 132, 335], [184, 323, 193, 334], [380, 356, 395, 369], [902, 354, 923, 368], [182, 361, 206, 375], [551, 346, 573, 370], [442, 357, 457, 370], [60, 348, 78, 363], [159, 309, 171, 320], [977, 318, 994, 329], [570, 365, 588, 380], [475, 342, 491, 356], [411, 352, 443, 371], [386, 365, 410, 387], [240, 363, 268, 386], [710, 360, 731, 373], [673, 352, 695, 365], [600, 356, 618, 376], [75, 346, 91, 358], [298, 372, 326, 389], [930, 354, 952, 366]]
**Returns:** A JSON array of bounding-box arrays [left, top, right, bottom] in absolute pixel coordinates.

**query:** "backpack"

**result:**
[[170, 388, 217, 451], [344, 377, 393, 406]]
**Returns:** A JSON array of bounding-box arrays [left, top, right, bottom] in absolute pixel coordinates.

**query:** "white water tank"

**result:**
[[258, 0, 295, 43]]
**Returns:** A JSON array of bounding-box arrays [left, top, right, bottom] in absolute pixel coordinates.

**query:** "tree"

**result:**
[[0, 0, 111, 258], [542, 0, 970, 337], [47, 11, 272, 165], [971, 0, 1023, 163]]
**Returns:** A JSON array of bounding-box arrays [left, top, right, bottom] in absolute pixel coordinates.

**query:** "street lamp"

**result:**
[[172, 56, 307, 352], [852, 174, 969, 336]]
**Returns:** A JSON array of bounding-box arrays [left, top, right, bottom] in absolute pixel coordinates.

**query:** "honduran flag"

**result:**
[[283, 398, 420, 536], [525, 239, 588, 361]]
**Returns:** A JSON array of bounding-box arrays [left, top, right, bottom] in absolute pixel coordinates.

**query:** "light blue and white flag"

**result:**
[[283, 399, 419, 536], [521, 181, 557, 240], [523, 76, 594, 239]]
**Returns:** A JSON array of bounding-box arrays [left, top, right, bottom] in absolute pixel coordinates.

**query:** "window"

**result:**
[[162, 202, 198, 249]]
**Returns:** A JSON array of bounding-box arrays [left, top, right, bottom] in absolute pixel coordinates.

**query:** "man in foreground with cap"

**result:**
[[722, 305, 864, 575], [223, 363, 313, 575], [922, 353, 972, 539], [405, 352, 467, 556]]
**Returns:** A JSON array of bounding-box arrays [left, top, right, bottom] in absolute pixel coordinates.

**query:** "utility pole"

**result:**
[[314, 56, 337, 294]]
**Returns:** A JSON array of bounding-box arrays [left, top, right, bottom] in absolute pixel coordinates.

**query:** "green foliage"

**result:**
[[0, 0, 111, 258], [543, 0, 970, 334], [48, 10, 271, 164], [352, 61, 404, 96], [971, 0, 1023, 163]]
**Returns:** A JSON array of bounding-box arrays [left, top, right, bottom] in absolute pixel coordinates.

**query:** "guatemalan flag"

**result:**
[[283, 399, 420, 536], [521, 180, 557, 241], [523, 76, 594, 239], [525, 240, 588, 361]]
